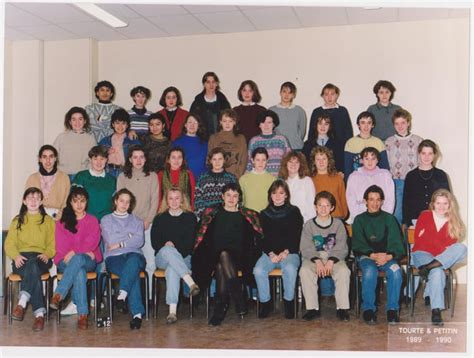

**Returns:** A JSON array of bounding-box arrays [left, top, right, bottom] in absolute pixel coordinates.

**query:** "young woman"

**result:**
[[192, 183, 262, 326], [158, 86, 190, 141], [208, 109, 247, 178], [50, 186, 102, 330], [5, 187, 55, 331], [311, 146, 348, 220], [53, 106, 97, 181], [25, 145, 70, 219], [151, 187, 200, 324], [278, 151, 316, 223], [254, 180, 303, 319], [141, 112, 171, 172], [172, 114, 208, 180], [194, 147, 238, 219], [158, 147, 196, 210], [412, 189, 467, 325], [101, 189, 146, 330]]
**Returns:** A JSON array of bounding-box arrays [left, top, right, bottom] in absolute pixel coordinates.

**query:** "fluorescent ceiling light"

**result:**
[[363, 7, 382, 10], [74, 3, 128, 28]]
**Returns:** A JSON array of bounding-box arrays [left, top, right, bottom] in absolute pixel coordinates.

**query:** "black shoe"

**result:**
[[418, 265, 430, 281], [424, 296, 431, 306], [258, 301, 272, 319], [208, 298, 228, 326], [227, 278, 247, 316], [337, 309, 350, 322], [303, 309, 320, 321], [363, 309, 376, 325], [129, 317, 142, 330], [387, 310, 400, 324], [283, 299, 295, 319], [431, 309, 443, 326], [116, 299, 128, 314]]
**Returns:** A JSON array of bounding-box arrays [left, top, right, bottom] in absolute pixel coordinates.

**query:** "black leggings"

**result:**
[[215, 250, 238, 299]]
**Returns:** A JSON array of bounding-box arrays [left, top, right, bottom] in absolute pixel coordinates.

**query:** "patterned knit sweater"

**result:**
[[385, 133, 423, 180], [85, 102, 121, 143], [246, 133, 291, 176]]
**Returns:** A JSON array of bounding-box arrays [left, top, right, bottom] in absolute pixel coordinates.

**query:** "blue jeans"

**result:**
[[393, 179, 404, 224], [57, 254, 96, 315], [412, 243, 467, 310], [155, 246, 192, 305], [358, 257, 402, 312], [106, 252, 146, 316], [253, 253, 300, 302]]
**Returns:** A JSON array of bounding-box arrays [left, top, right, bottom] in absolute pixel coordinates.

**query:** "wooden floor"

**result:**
[[0, 284, 467, 353]]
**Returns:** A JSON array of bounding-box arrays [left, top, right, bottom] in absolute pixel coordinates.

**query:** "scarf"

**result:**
[[39, 163, 58, 176]]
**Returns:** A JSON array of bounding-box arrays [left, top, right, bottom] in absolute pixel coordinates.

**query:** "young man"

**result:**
[[346, 147, 395, 223], [239, 147, 275, 212], [128, 86, 152, 139], [352, 185, 405, 325], [299, 191, 350, 322], [344, 111, 389, 178]]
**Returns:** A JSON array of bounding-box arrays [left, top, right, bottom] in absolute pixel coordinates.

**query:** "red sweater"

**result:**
[[413, 210, 457, 256], [158, 107, 189, 142], [157, 168, 195, 210]]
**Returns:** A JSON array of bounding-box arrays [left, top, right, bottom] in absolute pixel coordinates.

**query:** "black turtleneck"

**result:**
[[39, 164, 58, 176], [132, 106, 148, 115]]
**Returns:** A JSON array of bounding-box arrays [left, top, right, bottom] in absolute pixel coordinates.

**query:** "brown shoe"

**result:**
[[12, 305, 25, 321], [50, 293, 62, 310], [78, 314, 88, 330], [32, 316, 45, 331]]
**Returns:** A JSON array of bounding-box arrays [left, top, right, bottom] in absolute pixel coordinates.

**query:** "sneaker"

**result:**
[[431, 309, 443, 326], [363, 309, 376, 325], [166, 313, 178, 324], [387, 310, 400, 324], [61, 302, 78, 316], [302, 309, 320, 321], [336, 309, 350, 322]]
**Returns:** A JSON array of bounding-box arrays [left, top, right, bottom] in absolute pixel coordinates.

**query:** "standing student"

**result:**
[[5, 188, 55, 331], [158, 86, 190, 141], [269, 82, 306, 150], [233, 80, 266, 143], [141, 112, 171, 172], [128, 86, 152, 139], [208, 109, 247, 178], [367, 80, 402, 141], [86, 80, 121, 143], [190, 72, 231, 137], [53, 106, 97, 181]]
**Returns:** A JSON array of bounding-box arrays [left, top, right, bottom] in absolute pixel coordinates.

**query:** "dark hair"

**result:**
[[373, 80, 396, 101], [315, 190, 336, 208], [256, 110, 280, 128], [280, 81, 297, 96], [64, 106, 90, 131], [267, 179, 291, 205], [38, 144, 59, 172], [360, 147, 381, 162], [218, 109, 240, 135], [130, 86, 151, 100], [278, 151, 310, 180], [363, 185, 385, 201], [312, 114, 334, 141], [60, 186, 89, 233], [320, 83, 340, 96], [251, 147, 269, 160], [356, 111, 376, 127], [159, 86, 183, 107], [182, 113, 207, 143], [16, 187, 47, 230], [148, 112, 167, 126], [201, 72, 220, 92], [122, 145, 150, 178], [222, 182, 242, 198], [165, 146, 188, 171], [237, 80, 262, 103], [417, 139, 440, 165], [94, 80, 115, 100], [88, 145, 109, 159], [112, 188, 136, 213], [111, 108, 130, 129], [206, 147, 226, 168]]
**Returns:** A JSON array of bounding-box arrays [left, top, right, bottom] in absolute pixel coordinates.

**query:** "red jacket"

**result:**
[[158, 107, 189, 142], [413, 210, 457, 256]]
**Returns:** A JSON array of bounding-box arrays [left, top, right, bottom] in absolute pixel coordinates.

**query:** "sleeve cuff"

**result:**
[[310, 256, 321, 263], [328, 257, 339, 264]]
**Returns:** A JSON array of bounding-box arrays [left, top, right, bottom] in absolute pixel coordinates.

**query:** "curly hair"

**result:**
[[278, 151, 311, 180], [310, 146, 337, 176]]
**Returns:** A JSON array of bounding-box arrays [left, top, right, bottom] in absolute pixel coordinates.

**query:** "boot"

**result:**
[[258, 301, 272, 319], [227, 278, 247, 316], [208, 296, 228, 326], [284, 299, 295, 319]]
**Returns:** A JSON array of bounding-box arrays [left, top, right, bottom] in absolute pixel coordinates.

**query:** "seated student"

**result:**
[[192, 183, 262, 326], [208, 109, 247, 178], [254, 180, 303, 319], [5, 187, 55, 331], [233, 80, 266, 143], [99, 108, 140, 178], [412, 189, 467, 326], [239, 147, 276, 212], [140, 112, 171, 172], [352, 185, 405, 325], [299, 191, 350, 321], [278, 151, 316, 223], [344, 111, 389, 178], [269, 81, 306, 151], [25, 144, 70, 219], [128, 86, 152, 139], [53, 106, 97, 181], [385, 109, 423, 224], [346, 147, 394, 223], [86, 80, 121, 143], [158, 86, 190, 141], [367, 80, 402, 141], [194, 147, 238, 219], [101, 189, 146, 330], [50, 186, 102, 330], [246, 110, 291, 176], [151, 187, 200, 324], [311, 146, 348, 220]]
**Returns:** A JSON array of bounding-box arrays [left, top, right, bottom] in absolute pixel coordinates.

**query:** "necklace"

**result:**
[[418, 168, 434, 181]]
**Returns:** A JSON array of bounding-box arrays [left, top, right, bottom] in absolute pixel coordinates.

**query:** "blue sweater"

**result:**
[[172, 135, 208, 179], [101, 212, 144, 259]]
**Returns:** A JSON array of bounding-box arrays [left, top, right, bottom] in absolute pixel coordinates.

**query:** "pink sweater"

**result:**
[[54, 213, 102, 265]]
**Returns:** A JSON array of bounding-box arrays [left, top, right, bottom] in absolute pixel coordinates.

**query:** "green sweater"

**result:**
[[239, 171, 275, 212], [5, 213, 56, 260], [352, 211, 405, 259]]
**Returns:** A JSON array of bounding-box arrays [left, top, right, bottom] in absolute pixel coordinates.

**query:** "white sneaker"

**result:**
[[61, 302, 78, 316]]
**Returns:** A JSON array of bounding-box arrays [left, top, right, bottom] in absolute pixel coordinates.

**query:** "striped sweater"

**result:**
[[246, 133, 291, 176]]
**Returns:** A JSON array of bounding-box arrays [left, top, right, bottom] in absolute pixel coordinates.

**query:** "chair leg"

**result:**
[[206, 285, 210, 319], [7, 278, 12, 325], [144, 273, 149, 320], [45, 278, 50, 322], [56, 278, 61, 325], [152, 276, 157, 319], [410, 272, 415, 317], [3, 278, 8, 315], [449, 270, 455, 318], [107, 274, 113, 323], [354, 273, 360, 318], [93, 278, 98, 324], [294, 277, 298, 319]]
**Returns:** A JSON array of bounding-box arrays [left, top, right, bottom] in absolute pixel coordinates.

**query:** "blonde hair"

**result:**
[[310, 146, 337, 176], [158, 186, 191, 214], [429, 189, 465, 240]]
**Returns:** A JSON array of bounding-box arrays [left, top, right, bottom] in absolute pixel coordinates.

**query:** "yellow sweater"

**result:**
[[5, 213, 56, 260]]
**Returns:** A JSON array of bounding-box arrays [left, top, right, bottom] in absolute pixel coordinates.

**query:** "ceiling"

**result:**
[[4, 3, 469, 42]]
